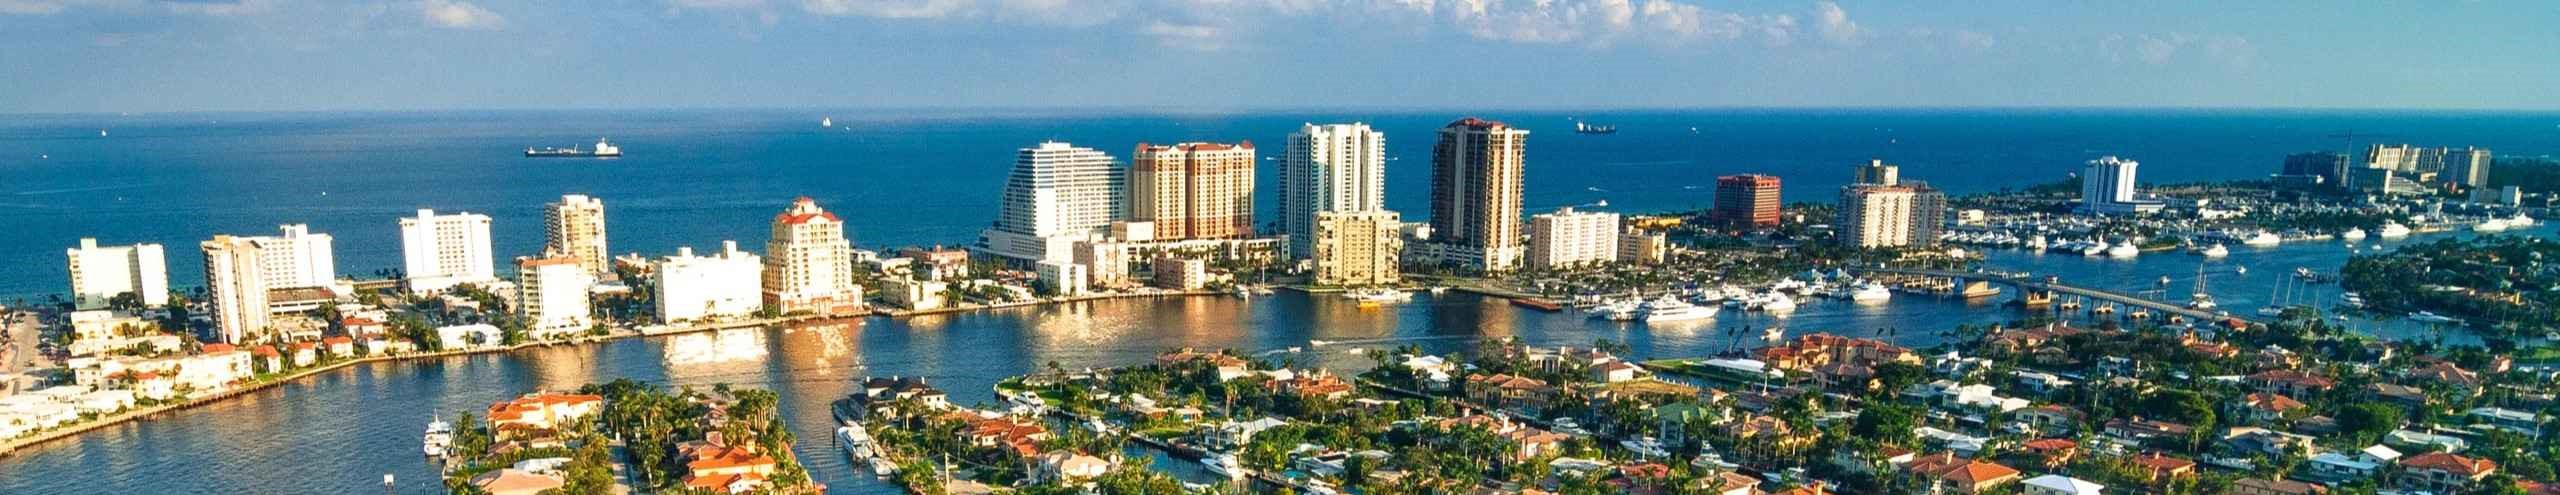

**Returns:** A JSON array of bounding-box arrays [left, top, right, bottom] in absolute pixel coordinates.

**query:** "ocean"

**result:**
[[3, 108, 2555, 299]]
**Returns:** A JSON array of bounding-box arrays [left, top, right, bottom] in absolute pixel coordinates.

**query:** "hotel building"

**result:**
[[1281, 123, 1388, 258], [1421, 118, 1528, 272], [201, 235, 270, 344], [1526, 207, 1620, 269], [64, 238, 168, 309], [1713, 174, 1782, 229], [1311, 210, 1402, 287], [1130, 142, 1255, 241], [654, 242, 762, 324], [543, 194, 610, 275], [978, 142, 1125, 265], [516, 255, 594, 338], [400, 209, 497, 293], [763, 197, 863, 315]]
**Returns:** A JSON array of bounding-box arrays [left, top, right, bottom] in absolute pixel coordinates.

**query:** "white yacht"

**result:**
[[1343, 288, 1411, 305], [2511, 213, 2537, 227], [2242, 231, 2283, 246], [2476, 219, 2512, 232], [2195, 244, 2229, 258], [837, 425, 876, 460], [1850, 283, 1892, 303], [2377, 222, 2412, 238], [2340, 292, 2366, 308], [2187, 293, 2218, 310], [821, 116, 833, 127], [2079, 242, 2108, 257], [423, 418, 454, 457], [2340, 228, 2368, 241], [1202, 454, 1247, 480], [1640, 296, 1720, 322], [1587, 299, 1642, 321], [2106, 240, 2140, 258], [1757, 292, 1798, 311]]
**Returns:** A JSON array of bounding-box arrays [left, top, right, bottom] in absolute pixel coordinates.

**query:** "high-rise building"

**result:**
[[979, 142, 1125, 265], [2279, 152, 2350, 190], [1526, 207, 1620, 269], [2443, 147, 2493, 189], [64, 238, 168, 309], [1311, 210, 1402, 287], [763, 197, 863, 316], [242, 224, 335, 290], [1714, 174, 1783, 228], [201, 235, 269, 344], [543, 194, 610, 275], [1907, 182, 1947, 248], [1152, 257, 1208, 290], [2078, 156, 2164, 215], [1281, 123, 1388, 258], [516, 255, 594, 339], [1853, 159, 1900, 186], [1130, 142, 1256, 240], [1423, 117, 1528, 272], [1836, 186, 1917, 248], [2366, 144, 2422, 172], [399, 209, 496, 293], [654, 241, 762, 324]]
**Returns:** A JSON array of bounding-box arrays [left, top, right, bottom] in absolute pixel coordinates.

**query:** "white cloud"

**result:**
[[420, 0, 501, 29], [0, 0, 65, 14], [1142, 20, 1222, 50], [800, 0, 972, 19], [1812, 1, 1857, 45]]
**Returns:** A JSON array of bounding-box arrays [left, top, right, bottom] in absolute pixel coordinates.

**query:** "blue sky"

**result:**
[[3, 0, 2556, 113]]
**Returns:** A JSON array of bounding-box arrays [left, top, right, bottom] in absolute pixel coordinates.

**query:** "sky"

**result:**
[[3, 0, 2557, 113]]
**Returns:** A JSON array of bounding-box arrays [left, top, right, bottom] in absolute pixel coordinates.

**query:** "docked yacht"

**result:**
[[1849, 283, 1892, 303], [2106, 240, 2141, 258], [2511, 213, 2537, 227], [2377, 222, 2412, 238], [1343, 288, 1412, 305], [2340, 292, 2366, 308], [837, 425, 877, 460], [2241, 231, 2283, 247], [2194, 244, 2229, 258], [423, 417, 454, 457], [2340, 228, 2368, 241], [1587, 299, 1642, 321], [2476, 218, 2512, 232], [1202, 453, 1248, 479], [1639, 296, 1720, 322], [2187, 293, 2218, 310], [1756, 292, 1798, 312], [2409, 311, 2461, 324]]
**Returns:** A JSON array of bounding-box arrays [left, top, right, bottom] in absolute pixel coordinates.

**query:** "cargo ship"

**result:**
[[525, 138, 621, 158]]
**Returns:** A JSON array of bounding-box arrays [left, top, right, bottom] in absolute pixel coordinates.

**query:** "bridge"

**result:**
[[1850, 267, 2262, 327]]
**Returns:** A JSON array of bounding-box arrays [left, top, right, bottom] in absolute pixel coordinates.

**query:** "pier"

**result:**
[[1851, 267, 2262, 327]]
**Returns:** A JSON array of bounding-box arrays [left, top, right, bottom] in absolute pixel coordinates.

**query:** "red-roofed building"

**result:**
[[1902, 452, 2022, 493], [2129, 451, 2196, 483], [2396, 452, 2496, 493], [486, 393, 604, 437], [2246, 370, 2335, 397]]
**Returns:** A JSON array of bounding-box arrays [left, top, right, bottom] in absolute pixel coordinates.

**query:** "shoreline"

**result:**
[[0, 289, 1242, 457]]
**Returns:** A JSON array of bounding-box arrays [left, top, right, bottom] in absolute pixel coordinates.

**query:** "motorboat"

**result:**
[[2195, 244, 2228, 258], [2410, 311, 2460, 324], [2340, 228, 2367, 241], [2377, 222, 2411, 238], [1757, 292, 1797, 312], [1639, 296, 1720, 322], [2187, 293, 2217, 310], [2242, 231, 2283, 246], [2340, 292, 2366, 308]]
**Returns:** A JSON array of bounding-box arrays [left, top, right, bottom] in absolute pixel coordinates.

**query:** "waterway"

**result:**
[[0, 229, 2530, 493]]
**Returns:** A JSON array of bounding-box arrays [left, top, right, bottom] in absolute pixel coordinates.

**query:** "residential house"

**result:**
[[1900, 452, 2023, 494], [2394, 452, 2496, 493], [2225, 478, 2327, 495], [2245, 370, 2334, 397], [2022, 474, 2104, 495]]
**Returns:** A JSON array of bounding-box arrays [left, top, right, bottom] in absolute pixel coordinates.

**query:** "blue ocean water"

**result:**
[[3, 108, 2556, 299]]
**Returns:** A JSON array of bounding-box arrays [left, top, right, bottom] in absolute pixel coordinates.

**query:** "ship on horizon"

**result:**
[[525, 138, 621, 158], [1574, 121, 1617, 134]]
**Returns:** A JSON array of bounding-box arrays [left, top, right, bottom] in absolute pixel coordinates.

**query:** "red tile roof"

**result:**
[[2402, 452, 2497, 476]]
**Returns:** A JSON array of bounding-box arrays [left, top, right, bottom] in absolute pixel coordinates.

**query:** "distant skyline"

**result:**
[[5, 1, 2559, 114]]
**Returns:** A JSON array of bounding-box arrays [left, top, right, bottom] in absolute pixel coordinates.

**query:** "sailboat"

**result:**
[[821, 116, 833, 127], [2186, 264, 2217, 310]]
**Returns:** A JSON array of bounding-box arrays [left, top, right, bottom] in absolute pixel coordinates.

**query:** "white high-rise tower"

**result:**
[[1282, 123, 1387, 258], [978, 141, 1125, 264], [400, 209, 496, 293]]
